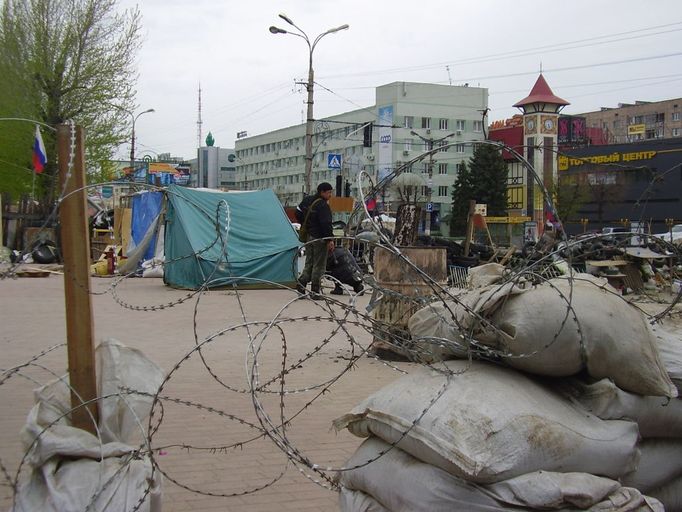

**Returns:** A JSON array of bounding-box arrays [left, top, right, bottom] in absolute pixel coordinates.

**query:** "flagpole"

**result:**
[[31, 170, 36, 200]]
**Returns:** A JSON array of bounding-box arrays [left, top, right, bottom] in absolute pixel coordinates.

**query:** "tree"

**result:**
[[468, 143, 508, 215], [448, 144, 508, 236], [0, 0, 141, 203], [449, 160, 474, 236]]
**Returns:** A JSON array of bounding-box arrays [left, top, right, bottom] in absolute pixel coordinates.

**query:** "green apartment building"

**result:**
[[234, 81, 488, 234]]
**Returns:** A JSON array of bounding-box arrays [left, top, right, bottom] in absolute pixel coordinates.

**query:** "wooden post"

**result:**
[[57, 124, 99, 434], [463, 200, 476, 257]]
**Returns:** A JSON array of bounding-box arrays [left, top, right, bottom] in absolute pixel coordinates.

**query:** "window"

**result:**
[[673, 112, 681, 121], [455, 144, 465, 153], [438, 163, 448, 175], [425, 140, 433, 151], [456, 120, 465, 131], [421, 117, 431, 129], [438, 186, 448, 196], [404, 116, 414, 128], [439, 118, 448, 130], [421, 186, 429, 196], [673, 128, 681, 137], [473, 120, 483, 133], [439, 140, 448, 152], [404, 139, 412, 152], [422, 163, 429, 174], [455, 162, 465, 174]]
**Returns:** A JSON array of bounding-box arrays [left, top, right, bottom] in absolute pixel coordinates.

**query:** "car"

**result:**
[[601, 226, 631, 242], [653, 224, 682, 242]]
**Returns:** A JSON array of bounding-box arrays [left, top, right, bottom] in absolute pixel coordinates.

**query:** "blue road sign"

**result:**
[[426, 202, 433, 212], [327, 153, 342, 170]]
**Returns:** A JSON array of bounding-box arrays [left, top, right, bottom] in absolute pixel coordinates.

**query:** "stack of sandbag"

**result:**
[[556, 377, 682, 510], [334, 264, 682, 511], [334, 360, 665, 511], [407, 264, 677, 398]]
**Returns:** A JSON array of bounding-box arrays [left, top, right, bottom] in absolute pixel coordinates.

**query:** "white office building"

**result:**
[[235, 82, 487, 234]]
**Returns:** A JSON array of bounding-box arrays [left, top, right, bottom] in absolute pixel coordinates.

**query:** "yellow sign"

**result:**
[[627, 124, 646, 135], [558, 150, 657, 171], [486, 216, 531, 224]]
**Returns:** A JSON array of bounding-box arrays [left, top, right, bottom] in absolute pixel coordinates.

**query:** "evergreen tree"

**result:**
[[469, 143, 508, 215], [449, 160, 474, 236], [449, 143, 508, 236]]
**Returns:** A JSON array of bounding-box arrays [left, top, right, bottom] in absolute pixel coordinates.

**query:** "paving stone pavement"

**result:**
[[0, 272, 413, 511]]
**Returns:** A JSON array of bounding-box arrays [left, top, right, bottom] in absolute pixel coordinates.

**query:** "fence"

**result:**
[[1, 193, 46, 250]]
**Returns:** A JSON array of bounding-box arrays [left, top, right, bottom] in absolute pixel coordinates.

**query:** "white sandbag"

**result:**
[[407, 278, 528, 362], [486, 275, 676, 397], [14, 455, 162, 512], [339, 437, 513, 511], [333, 360, 639, 484], [97, 338, 166, 444], [621, 439, 682, 492], [339, 437, 659, 512], [557, 378, 682, 438], [15, 339, 165, 512], [652, 323, 682, 393], [647, 474, 682, 512], [339, 487, 389, 512]]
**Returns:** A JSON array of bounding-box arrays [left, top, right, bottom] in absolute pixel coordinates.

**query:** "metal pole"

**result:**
[[425, 152, 433, 236], [304, 53, 314, 195], [130, 118, 135, 181]]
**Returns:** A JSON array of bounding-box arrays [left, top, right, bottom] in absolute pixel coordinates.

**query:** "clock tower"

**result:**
[[514, 74, 569, 230]]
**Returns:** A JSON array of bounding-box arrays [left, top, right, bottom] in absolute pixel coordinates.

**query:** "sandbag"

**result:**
[[556, 378, 682, 438], [652, 323, 682, 393], [333, 360, 640, 484], [15, 339, 165, 511], [622, 439, 682, 492], [648, 474, 682, 512], [339, 436, 660, 512], [339, 487, 389, 512], [485, 275, 676, 398], [14, 455, 162, 512]]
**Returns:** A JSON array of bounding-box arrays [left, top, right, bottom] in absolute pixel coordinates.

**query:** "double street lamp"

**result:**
[[269, 14, 349, 195], [410, 130, 456, 236], [112, 105, 155, 180]]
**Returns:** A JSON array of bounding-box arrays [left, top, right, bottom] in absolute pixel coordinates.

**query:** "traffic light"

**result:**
[[363, 123, 373, 148]]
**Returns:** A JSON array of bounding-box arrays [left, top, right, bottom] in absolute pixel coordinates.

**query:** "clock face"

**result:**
[[541, 115, 557, 134], [525, 119, 536, 133]]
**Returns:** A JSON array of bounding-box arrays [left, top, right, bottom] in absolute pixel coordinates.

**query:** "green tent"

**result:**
[[164, 185, 300, 289]]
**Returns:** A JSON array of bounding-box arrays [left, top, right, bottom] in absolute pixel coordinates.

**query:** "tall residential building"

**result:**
[[235, 82, 488, 234], [578, 98, 682, 144]]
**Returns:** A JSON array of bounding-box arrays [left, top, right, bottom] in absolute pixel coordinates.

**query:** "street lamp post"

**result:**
[[410, 130, 455, 236], [270, 14, 348, 195], [129, 108, 155, 182]]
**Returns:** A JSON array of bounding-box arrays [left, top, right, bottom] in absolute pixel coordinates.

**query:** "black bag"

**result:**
[[298, 198, 322, 243]]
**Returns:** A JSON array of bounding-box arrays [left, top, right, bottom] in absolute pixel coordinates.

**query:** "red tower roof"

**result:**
[[513, 74, 569, 108]]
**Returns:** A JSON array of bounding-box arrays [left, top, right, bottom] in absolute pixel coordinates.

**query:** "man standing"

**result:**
[[296, 182, 335, 299]]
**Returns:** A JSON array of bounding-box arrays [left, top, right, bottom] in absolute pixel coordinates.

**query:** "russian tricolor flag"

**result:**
[[33, 125, 47, 174]]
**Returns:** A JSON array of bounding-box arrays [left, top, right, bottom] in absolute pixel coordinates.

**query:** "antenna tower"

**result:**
[[197, 82, 203, 148]]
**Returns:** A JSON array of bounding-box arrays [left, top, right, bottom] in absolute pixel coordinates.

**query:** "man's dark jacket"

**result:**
[[296, 194, 333, 239]]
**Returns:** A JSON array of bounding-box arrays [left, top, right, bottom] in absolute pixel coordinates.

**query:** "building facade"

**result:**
[[191, 145, 237, 189], [578, 98, 682, 144], [234, 82, 488, 234], [559, 138, 682, 235]]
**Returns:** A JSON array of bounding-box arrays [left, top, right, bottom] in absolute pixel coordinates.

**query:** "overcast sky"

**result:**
[[115, 0, 682, 161]]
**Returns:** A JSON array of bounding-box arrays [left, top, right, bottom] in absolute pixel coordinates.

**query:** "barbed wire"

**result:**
[[1, 133, 681, 510]]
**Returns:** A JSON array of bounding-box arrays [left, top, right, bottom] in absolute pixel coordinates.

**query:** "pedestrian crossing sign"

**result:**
[[327, 153, 342, 170]]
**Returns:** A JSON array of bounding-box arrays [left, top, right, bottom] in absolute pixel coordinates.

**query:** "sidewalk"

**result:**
[[0, 273, 411, 511]]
